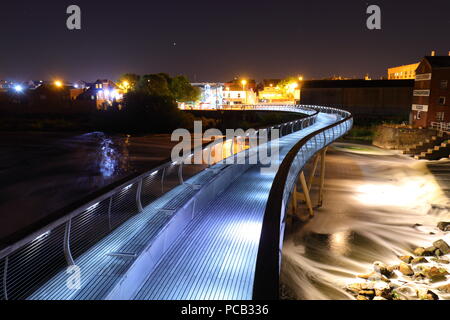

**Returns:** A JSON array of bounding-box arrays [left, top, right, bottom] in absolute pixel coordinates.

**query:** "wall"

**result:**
[[372, 125, 437, 150]]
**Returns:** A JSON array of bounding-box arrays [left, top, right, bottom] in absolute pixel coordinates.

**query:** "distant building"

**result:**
[[77, 80, 124, 110], [388, 63, 420, 80], [411, 55, 450, 128], [223, 79, 257, 105], [300, 79, 414, 122], [258, 79, 299, 104], [191, 83, 224, 108]]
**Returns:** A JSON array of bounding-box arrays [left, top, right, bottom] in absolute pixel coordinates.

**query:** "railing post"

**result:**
[[64, 220, 75, 266], [136, 179, 143, 213], [178, 162, 184, 185], [161, 167, 166, 194], [108, 196, 113, 230]]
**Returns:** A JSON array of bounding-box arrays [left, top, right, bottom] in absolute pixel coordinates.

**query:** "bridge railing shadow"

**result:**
[[252, 106, 353, 300]]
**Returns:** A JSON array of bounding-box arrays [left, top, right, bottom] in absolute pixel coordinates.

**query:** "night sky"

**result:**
[[1, 0, 449, 82]]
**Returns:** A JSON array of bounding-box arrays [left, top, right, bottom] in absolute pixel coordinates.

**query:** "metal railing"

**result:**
[[252, 106, 353, 300], [0, 104, 321, 300], [430, 122, 450, 133]]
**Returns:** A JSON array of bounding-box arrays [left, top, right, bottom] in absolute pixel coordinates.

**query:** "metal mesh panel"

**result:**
[[70, 197, 111, 259], [6, 224, 66, 300], [141, 171, 163, 207], [161, 164, 181, 194], [0, 258, 5, 300], [110, 182, 139, 229]]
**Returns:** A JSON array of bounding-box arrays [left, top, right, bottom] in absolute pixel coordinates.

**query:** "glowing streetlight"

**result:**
[[241, 79, 247, 89], [14, 84, 23, 93], [54, 80, 63, 88], [298, 76, 303, 81]]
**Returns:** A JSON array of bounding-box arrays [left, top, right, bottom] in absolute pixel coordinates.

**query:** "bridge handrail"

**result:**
[[0, 104, 318, 300], [252, 106, 353, 300]]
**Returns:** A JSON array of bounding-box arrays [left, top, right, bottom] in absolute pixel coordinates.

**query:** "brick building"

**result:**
[[412, 55, 450, 128], [300, 79, 414, 123]]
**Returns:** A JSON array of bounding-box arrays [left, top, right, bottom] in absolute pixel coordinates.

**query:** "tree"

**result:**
[[137, 73, 172, 97], [169, 75, 201, 102], [277, 77, 299, 99]]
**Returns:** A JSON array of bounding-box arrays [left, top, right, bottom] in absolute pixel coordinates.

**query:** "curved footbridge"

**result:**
[[0, 105, 352, 300]]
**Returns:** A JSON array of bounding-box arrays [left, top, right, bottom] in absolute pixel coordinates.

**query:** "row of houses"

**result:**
[[0, 79, 124, 111]]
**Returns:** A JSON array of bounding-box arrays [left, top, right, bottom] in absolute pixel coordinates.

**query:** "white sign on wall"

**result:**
[[413, 90, 430, 97], [412, 104, 429, 112], [415, 73, 432, 81]]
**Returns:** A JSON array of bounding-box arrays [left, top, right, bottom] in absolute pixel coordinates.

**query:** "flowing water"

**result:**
[[281, 142, 450, 300], [0, 131, 179, 241]]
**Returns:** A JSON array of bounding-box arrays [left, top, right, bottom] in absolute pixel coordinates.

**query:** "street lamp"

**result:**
[[54, 80, 63, 88], [241, 79, 247, 104]]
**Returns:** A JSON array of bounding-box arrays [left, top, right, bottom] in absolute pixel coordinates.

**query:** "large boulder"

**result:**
[[413, 247, 425, 256], [433, 239, 450, 255], [399, 262, 414, 276], [411, 257, 428, 265], [399, 256, 413, 263], [437, 221, 450, 232]]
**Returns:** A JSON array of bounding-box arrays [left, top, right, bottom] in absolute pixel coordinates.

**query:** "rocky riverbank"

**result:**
[[346, 222, 450, 300]]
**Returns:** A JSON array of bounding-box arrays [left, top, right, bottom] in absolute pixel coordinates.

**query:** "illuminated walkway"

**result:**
[[134, 113, 338, 300], [28, 112, 337, 300]]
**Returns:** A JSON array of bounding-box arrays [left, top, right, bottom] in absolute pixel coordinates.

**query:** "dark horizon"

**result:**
[[1, 0, 449, 82]]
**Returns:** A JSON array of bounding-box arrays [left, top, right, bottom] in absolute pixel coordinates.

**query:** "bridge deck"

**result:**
[[29, 113, 337, 300], [134, 113, 337, 300]]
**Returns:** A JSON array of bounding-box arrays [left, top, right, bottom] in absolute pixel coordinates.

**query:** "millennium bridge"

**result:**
[[0, 105, 353, 300]]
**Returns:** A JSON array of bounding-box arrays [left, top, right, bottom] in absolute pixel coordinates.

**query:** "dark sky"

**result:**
[[0, 0, 449, 82]]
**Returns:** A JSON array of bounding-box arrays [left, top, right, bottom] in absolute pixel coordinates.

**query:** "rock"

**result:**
[[399, 256, 413, 263], [413, 247, 425, 256], [437, 221, 450, 232], [426, 290, 439, 300], [423, 246, 437, 256], [346, 282, 374, 294], [375, 287, 392, 299], [374, 261, 394, 277], [356, 295, 369, 300], [399, 262, 414, 276], [359, 289, 375, 297], [373, 296, 387, 300], [433, 239, 450, 255], [431, 257, 450, 264], [437, 283, 450, 293], [435, 249, 442, 256], [411, 257, 428, 264], [420, 266, 449, 282]]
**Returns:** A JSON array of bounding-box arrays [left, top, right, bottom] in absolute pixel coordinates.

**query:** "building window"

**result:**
[[441, 80, 448, 89], [436, 112, 445, 121], [439, 96, 446, 105], [237, 93, 241, 98]]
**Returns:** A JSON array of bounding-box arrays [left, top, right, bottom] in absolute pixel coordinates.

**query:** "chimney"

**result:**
[[431, 50, 436, 56]]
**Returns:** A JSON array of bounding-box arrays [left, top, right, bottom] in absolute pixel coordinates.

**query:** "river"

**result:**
[[0, 131, 178, 242]]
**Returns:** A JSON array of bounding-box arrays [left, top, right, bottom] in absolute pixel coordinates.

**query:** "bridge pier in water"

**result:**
[[290, 147, 328, 219]]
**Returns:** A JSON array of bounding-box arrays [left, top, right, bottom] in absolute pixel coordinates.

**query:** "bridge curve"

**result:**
[[0, 105, 352, 300]]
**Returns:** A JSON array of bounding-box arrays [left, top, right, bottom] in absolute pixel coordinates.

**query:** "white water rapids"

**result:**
[[281, 142, 450, 300]]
